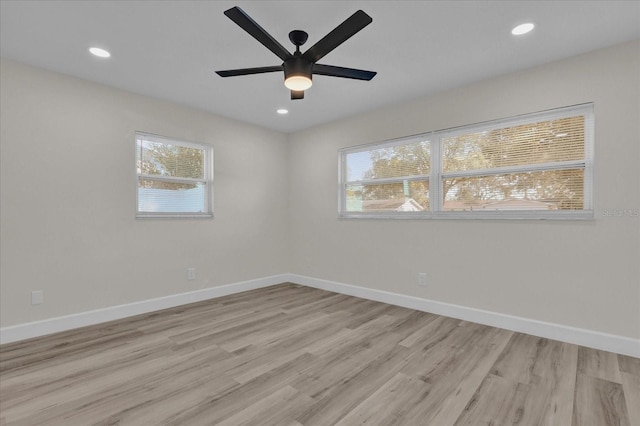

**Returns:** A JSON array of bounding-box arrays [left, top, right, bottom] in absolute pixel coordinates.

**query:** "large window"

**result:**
[[136, 132, 213, 218], [339, 104, 593, 219]]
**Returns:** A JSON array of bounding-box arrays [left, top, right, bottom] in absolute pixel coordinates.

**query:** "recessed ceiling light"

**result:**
[[89, 47, 111, 58], [511, 23, 535, 36], [277, 109, 289, 115]]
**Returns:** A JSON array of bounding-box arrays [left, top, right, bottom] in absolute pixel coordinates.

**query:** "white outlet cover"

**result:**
[[187, 268, 196, 280], [417, 273, 427, 286], [31, 290, 43, 305]]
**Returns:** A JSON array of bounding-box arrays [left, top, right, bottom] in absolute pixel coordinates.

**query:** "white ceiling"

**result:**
[[1, 1, 639, 133]]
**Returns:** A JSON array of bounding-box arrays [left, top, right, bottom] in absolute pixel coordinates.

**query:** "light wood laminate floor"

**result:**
[[1, 283, 638, 425]]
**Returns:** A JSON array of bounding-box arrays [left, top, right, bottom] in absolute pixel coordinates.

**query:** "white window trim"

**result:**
[[339, 103, 594, 220], [135, 132, 214, 219]]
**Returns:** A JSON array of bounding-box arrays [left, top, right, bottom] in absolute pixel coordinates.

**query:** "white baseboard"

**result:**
[[287, 274, 640, 358], [2, 273, 638, 358], [0, 274, 287, 345]]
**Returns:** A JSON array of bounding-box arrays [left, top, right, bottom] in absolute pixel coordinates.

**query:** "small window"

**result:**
[[339, 104, 593, 219], [135, 132, 213, 218]]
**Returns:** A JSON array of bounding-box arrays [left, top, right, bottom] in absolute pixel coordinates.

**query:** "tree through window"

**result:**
[[136, 132, 213, 218], [339, 104, 593, 219]]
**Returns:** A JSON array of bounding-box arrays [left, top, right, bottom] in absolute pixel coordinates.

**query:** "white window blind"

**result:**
[[339, 104, 594, 219], [135, 132, 213, 218]]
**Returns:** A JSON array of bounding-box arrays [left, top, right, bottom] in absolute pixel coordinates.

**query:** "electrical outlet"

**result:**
[[417, 273, 427, 287], [31, 290, 44, 305], [187, 268, 196, 281]]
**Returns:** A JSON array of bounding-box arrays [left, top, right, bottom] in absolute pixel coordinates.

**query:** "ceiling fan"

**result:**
[[215, 6, 377, 100]]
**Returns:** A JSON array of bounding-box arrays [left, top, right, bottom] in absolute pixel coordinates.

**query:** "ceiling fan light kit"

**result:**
[[283, 59, 313, 91], [284, 74, 312, 91], [216, 6, 376, 100]]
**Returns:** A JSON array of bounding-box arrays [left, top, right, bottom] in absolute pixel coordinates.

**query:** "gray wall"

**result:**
[[0, 60, 290, 326], [288, 40, 640, 340]]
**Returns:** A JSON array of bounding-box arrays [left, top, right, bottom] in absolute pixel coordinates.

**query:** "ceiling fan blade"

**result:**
[[302, 10, 372, 63], [313, 64, 376, 80], [291, 90, 304, 100], [216, 66, 283, 77], [224, 7, 292, 62]]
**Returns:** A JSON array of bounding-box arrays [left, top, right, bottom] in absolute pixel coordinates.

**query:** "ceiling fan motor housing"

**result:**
[[284, 57, 313, 82]]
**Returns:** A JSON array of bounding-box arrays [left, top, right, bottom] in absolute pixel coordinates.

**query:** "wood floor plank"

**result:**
[[216, 385, 314, 426], [618, 353, 640, 376], [424, 326, 513, 425], [536, 341, 579, 425], [1, 283, 637, 425], [164, 352, 317, 425], [292, 324, 410, 402], [6, 345, 237, 425], [474, 333, 579, 425], [578, 346, 623, 383], [333, 372, 429, 426], [398, 313, 444, 347], [573, 373, 630, 426], [454, 339, 578, 426], [620, 371, 640, 426], [490, 333, 548, 384], [221, 314, 350, 384], [293, 345, 414, 425], [454, 373, 523, 425], [218, 310, 331, 353], [397, 324, 512, 425]]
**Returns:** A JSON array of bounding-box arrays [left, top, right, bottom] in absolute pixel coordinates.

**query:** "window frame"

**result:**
[[135, 132, 214, 219], [339, 103, 594, 220]]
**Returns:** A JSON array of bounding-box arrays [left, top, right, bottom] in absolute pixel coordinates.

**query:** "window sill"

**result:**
[[136, 213, 214, 219], [338, 210, 594, 220]]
